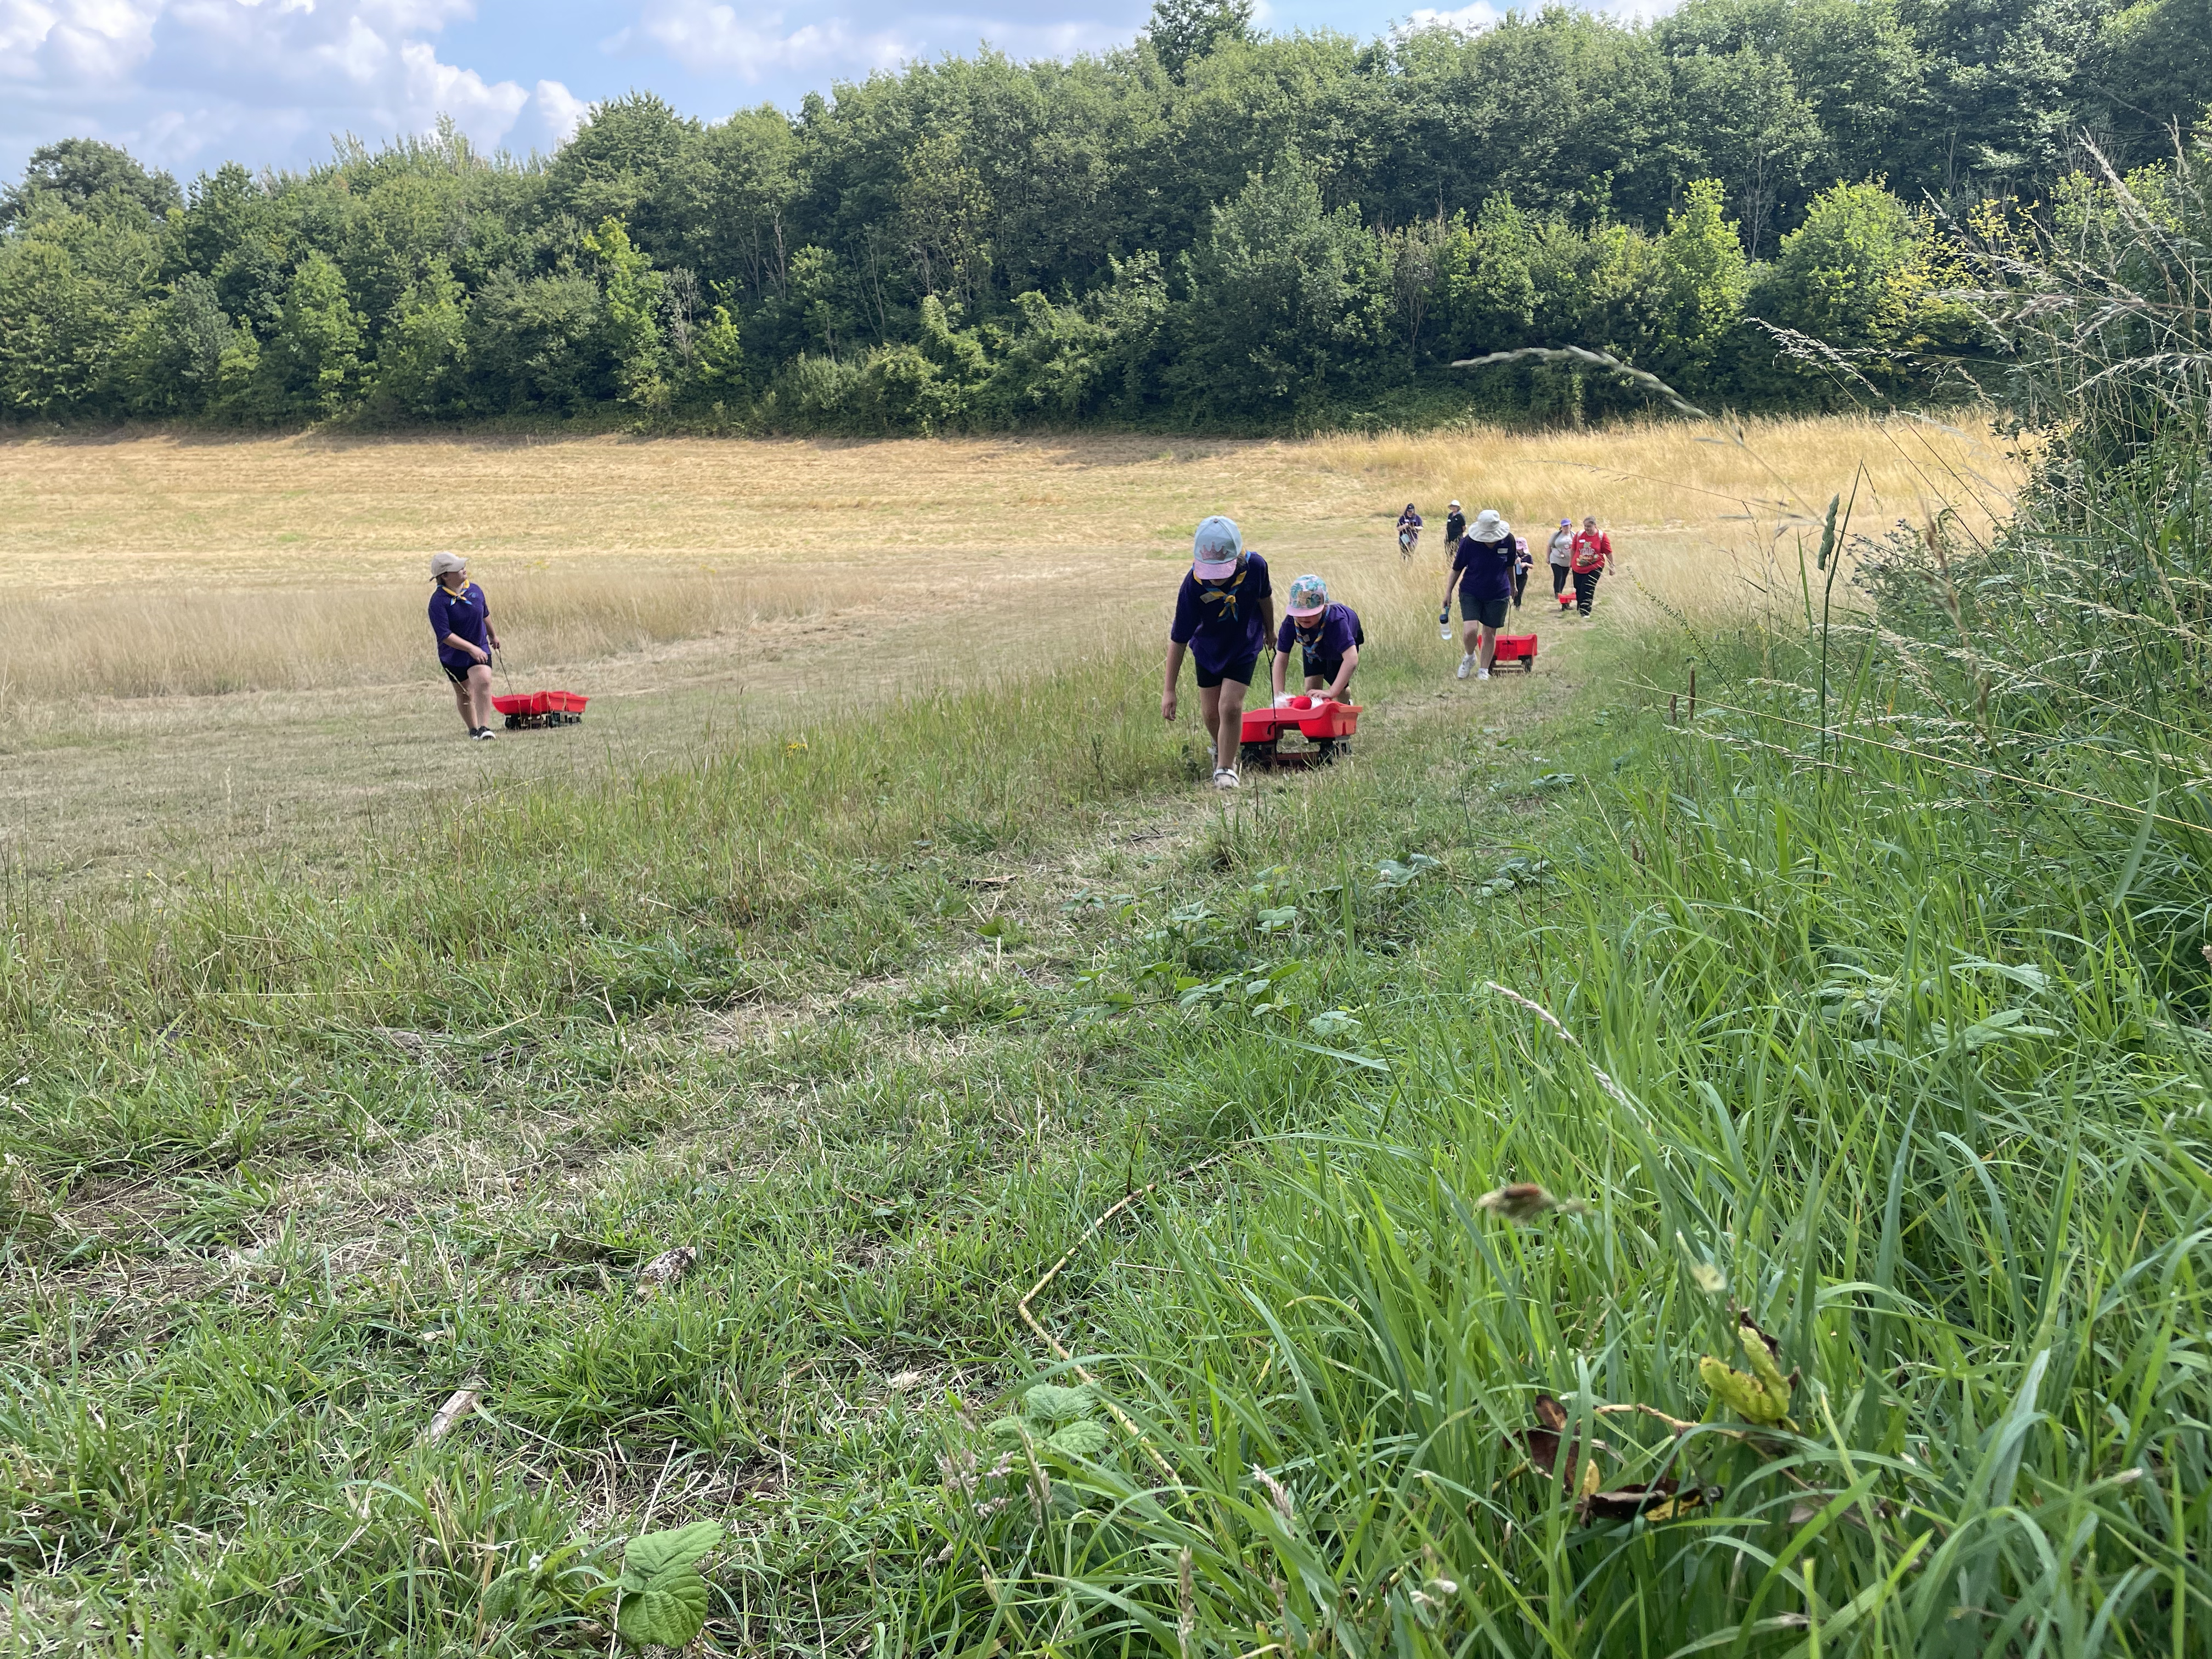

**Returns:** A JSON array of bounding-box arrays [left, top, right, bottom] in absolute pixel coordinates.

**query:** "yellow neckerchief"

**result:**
[[439, 580, 476, 605], [1196, 560, 1249, 620]]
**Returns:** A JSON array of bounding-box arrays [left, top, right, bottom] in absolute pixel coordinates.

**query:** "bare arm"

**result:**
[[1325, 644, 1358, 701], [1163, 639, 1186, 721], [443, 632, 488, 662]]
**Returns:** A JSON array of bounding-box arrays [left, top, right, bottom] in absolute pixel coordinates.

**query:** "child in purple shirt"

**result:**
[[428, 550, 501, 740], [1272, 574, 1362, 703], [1164, 514, 1274, 791]]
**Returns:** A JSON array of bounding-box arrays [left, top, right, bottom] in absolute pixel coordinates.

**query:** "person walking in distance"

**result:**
[[1570, 516, 1612, 617], [1512, 534, 1532, 609], [1441, 509, 1517, 680], [1444, 500, 1466, 549], [1164, 515, 1275, 791], [428, 550, 501, 740], [1547, 518, 1575, 611]]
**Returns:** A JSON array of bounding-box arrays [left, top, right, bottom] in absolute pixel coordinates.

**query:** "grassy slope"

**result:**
[[3, 588, 2208, 1654]]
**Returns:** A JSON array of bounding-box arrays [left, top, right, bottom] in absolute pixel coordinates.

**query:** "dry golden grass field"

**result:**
[[0, 415, 2018, 885]]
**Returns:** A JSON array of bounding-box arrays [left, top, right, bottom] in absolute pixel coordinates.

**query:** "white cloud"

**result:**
[[524, 76, 587, 147], [2, 0, 575, 173], [624, 0, 910, 79], [1400, 2, 1500, 35]]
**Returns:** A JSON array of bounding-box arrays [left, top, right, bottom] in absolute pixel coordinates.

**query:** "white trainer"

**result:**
[[1456, 653, 1474, 680], [1214, 767, 1240, 790]]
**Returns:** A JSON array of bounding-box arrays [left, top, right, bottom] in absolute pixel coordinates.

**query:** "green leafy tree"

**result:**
[[466, 268, 602, 412], [687, 303, 744, 398], [542, 93, 701, 250], [1435, 198, 1539, 358], [1752, 179, 1971, 396], [116, 272, 240, 416], [785, 245, 854, 357], [899, 129, 995, 314], [1652, 179, 1752, 390], [0, 199, 162, 415], [1147, 0, 1256, 77], [370, 258, 471, 419], [251, 251, 365, 418], [1894, 0, 2109, 202], [0, 138, 179, 228], [1174, 149, 1395, 417], [582, 217, 668, 409], [1671, 47, 1828, 256], [1661, 0, 1928, 191], [2094, 0, 2212, 165], [663, 106, 802, 308]]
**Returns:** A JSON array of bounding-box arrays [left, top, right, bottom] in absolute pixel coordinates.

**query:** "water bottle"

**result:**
[[1438, 610, 1452, 641]]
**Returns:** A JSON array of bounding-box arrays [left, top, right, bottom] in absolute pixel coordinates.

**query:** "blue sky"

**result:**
[[0, 0, 1538, 184]]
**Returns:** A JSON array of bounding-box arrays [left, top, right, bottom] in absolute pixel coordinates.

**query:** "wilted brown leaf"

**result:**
[[1505, 1397, 1611, 1489]]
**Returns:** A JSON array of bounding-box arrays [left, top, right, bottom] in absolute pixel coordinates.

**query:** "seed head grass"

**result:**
[[3, 408, 2199, 1657]]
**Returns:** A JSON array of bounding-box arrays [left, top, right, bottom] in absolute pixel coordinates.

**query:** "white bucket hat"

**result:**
[[1474, 509, 1510, 538]]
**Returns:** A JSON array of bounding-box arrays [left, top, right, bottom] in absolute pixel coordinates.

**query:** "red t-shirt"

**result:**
[[1570, 531, 1611, 573]]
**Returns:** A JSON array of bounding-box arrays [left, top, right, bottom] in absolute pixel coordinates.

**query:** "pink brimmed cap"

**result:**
[[1191, 515, 1243, 579], [1286, 574, 1328, 618]]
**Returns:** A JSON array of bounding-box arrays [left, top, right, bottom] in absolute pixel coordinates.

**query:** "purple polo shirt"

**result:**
[[1277, 602, 1362, 676], [430, 583, 490, 672], [1170, 553, 1272, 678], [1452, 535, 1516, 603]]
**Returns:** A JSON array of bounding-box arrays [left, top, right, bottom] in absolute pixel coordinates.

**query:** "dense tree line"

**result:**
[[2, 0, 2205, 432]]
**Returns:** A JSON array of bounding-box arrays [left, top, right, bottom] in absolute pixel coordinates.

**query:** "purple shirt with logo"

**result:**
[[1452, 535, 1516, 603], [1170, 553, 1272, 677], [1277, 602, 1362, 679], [430, 583, 491, 672]]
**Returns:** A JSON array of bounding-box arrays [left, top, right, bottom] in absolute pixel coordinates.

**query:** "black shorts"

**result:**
[[1302, 654, 1350, 686], [442, 658, 489, 684], [1195, 654, 1259, 690], [1461, 596, 1510, 629]]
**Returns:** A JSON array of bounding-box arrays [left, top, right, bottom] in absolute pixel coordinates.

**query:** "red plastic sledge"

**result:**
[[1491, 634, 1539, 672], [492, 689, 589, 729], [1238, 695, 1362, 768]]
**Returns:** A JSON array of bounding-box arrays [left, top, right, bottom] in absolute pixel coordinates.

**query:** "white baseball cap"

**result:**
[[1192, 515, 1243, 580]]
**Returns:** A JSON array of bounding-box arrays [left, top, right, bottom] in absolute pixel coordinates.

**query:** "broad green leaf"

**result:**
[[616, 1521, 721, 1649], [1044, 1418, 1111, 1458], [1021, 1383, 1095, 1424], [617, 1569, 709, 1648]]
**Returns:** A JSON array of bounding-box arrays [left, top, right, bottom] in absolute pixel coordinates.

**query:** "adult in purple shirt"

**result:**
[[1441, 509, 1517, 681], [1272, 574, 1363, 703], [428, 550, 501, 740], [1164, 514, 1275, 791]]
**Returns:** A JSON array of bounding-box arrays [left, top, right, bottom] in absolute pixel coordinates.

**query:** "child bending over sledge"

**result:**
[[1271, 574, 1362, 704]]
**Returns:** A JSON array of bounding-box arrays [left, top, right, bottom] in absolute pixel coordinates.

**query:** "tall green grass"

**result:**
[[911, 144, 2212, 1656], [8, 143, 2212, 1654], [926, 636, 2212, 1652]]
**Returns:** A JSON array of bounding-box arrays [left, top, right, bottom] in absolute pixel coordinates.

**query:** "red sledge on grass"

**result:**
[[1239, 694, 1362, 769], [493, 689, 589, 730], [1490, 633, 1539, 673]]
